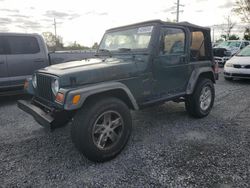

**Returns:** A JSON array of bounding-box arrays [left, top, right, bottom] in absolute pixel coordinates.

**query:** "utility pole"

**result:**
[[172, 0, 184, 22], [53, 18, 57, 47]]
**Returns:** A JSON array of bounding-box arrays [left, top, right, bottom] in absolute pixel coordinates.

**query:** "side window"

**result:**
[[241, 42, 245, 49], [7, 36, 40, 54], [162, 28, 185, 55], [0, 37, 5, 55], [190, 31, 207, 61], [245, 42, 249, 47]]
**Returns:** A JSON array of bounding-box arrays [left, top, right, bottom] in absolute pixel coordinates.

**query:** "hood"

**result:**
[[227, 56, 250, 65], [213, 46, 239, 57], [38, 57, 141, 87]]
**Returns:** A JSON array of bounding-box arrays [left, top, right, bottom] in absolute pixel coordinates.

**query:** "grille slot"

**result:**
[[233, 64, 250, 69], [36, 74, 53, 101], [233, 64, 241, 68]]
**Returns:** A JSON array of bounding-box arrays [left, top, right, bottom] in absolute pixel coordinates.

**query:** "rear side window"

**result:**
[[6, 36, 40, 54], [190, 31, 205, 61]]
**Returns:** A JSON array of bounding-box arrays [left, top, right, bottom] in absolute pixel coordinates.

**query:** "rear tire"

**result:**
[[71, 97, 132, 162], [185, 78, 215, 118]]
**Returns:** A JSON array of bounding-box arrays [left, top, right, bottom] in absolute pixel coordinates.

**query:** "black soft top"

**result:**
[[106, 20, 210, 32]]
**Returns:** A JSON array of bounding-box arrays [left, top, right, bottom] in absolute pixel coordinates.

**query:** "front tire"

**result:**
[[71, 97, 132, 162], [185, 78, 215, 118]]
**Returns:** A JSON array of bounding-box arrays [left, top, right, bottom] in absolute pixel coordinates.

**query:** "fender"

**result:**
[[64, 81, 139, 110], [186, 67, 215, 95]]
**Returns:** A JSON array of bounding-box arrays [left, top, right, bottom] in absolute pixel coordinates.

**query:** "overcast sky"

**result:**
[[0, 0, 239, 46]]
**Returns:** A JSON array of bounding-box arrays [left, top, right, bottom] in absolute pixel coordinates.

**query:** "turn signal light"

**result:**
[[72, 95, 81, 105], [55, 93, 64, 103]]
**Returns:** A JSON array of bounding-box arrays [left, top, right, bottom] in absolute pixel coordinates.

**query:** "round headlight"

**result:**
[[32, 74, 37, 88], [51, 79, 59, 95]]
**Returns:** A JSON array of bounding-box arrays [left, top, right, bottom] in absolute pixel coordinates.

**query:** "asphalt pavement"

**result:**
[[0, 72, 250, 187]]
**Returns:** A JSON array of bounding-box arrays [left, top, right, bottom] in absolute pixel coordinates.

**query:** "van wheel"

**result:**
[[185, 78, 215, 118], [71, 97, 132, 162]]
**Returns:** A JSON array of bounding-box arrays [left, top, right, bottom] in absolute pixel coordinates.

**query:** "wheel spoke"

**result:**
[[111, 118, 122, 130], [109, 131, 118, 142], [94, 124, 105, 134], [104, 113, 111, 125], [97, 133, 108, 148]]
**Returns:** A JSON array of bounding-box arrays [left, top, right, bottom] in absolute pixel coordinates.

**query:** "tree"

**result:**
[[223, 15, 236, 40], [243, 28, 250, 40], [229, 34, 240, 40], [42, 32, 64, 51], [64, 41, 90, 50], [92, 42, 99, 49], [233, 0, 250, 24]]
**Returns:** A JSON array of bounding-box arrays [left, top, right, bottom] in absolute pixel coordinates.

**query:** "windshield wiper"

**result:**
[[118, 48, 131, 52]]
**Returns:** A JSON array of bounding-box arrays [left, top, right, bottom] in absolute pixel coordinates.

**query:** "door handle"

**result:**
[[0, 61, 4, 64]]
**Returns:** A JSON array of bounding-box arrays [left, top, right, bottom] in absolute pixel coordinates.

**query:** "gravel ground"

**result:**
[[0, 72, 250, 187]]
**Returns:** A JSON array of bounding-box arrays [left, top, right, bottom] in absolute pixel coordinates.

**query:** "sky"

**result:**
[[0, 0, 240, 47]]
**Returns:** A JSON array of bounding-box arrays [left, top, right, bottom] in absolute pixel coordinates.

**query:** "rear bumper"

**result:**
[[18, 100, 54, 129]]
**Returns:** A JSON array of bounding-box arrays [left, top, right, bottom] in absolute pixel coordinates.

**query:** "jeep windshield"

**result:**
[[216, 41, 241, 49], [98, 26, 154, 52]]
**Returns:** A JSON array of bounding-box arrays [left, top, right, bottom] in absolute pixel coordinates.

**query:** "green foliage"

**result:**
[[42, 32, 64, 51], [244, 28, 250, 40], [229, 34, 240, 40], [64, 41, 89, 50], [92, 42, 99, 49]]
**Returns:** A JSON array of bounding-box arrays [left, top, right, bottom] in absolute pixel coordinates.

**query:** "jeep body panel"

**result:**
[[186, 63, 215, 94], [18, 19, 215, 127], [64, 82, 139, 110]]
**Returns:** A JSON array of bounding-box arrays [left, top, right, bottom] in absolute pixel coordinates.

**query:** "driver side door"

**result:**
[[152, 26, 191, 98]]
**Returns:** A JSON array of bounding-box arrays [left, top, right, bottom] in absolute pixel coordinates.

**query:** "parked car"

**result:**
[[18, 20, 218, 162], [213, 40, 250, 66], [0, 33, 94, 95], [224, 45, 250, 80]]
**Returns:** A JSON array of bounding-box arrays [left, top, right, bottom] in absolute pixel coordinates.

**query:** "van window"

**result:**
[[6, 36, 40, 54]]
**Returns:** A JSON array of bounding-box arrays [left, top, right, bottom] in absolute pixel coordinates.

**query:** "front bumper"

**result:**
[[18, 100, 54, 129], [224, 66, 250, 79], [214, 56, 231, 66], [224, 72, 250, 79]]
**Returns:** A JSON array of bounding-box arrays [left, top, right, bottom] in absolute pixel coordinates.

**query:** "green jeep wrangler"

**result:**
[[18, 20, 218, 162]]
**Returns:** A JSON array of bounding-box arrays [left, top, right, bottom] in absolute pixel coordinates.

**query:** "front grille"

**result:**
[[231, 73, 250, 78], [36, 74, 53, 101], [213, 48, 227, 57], [233, 64, 250, 69]]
